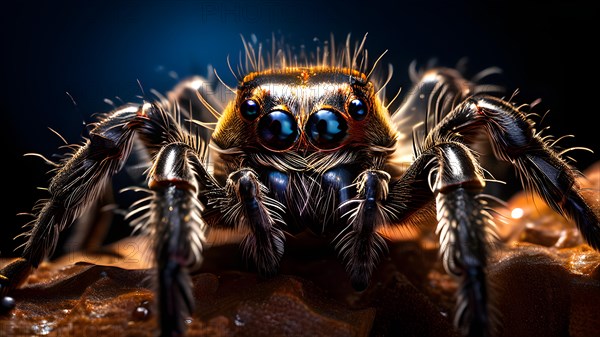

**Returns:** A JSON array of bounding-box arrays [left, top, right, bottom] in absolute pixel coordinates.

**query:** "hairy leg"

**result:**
[[145, 142, 204, 337], [426, 95, 600, 249], [0, 102, 191, 328]]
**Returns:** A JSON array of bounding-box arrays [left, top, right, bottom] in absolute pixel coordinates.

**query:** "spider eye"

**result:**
[[348, 99, 368, 121], [306, 109, 348, 149], [240, 99, 260, 120], [258, 110, 299, 150]]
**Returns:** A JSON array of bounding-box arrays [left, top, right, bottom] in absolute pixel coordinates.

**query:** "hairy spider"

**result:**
[[1, 35, 599, 337]]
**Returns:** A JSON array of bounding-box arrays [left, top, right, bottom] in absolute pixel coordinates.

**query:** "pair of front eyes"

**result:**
[[238, 98, 368, 151]]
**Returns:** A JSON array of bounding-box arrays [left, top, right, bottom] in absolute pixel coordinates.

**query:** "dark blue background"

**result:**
[[1, 0, 597, 255]]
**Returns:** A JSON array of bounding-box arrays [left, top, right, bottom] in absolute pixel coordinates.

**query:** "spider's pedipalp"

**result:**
[[220, 169, 286, 277], [336, 169, 390, 291]]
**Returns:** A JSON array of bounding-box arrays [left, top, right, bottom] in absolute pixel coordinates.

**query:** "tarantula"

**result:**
[[1, 35, 599, 337]]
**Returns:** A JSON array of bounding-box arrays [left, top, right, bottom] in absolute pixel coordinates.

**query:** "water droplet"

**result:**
[[185, 318, 193, 325], [234, 314, 245, 326], [131, 300, 152, 321], [1, 296, 15, 313], [132, 306, 150, 321]]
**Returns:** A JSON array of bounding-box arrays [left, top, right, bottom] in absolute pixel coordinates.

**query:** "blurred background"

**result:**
[[1, 0, 597, 256]]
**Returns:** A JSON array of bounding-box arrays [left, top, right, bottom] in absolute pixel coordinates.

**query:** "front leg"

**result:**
[[428, 143, 492, 337], [0, 102, 191, 334], [146, 143, 204, 337]]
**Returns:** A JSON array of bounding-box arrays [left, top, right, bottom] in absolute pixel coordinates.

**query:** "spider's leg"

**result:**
[[145, 142, 205, 337], [405, 91, 600, 336], [0, 102, 183, 292], [427, 142, 491, 337], [391, 67, 474, 162], [381, 139, 493, 337], [0, 105, 140, 292], [208, 168, 286, 277], [428, 95, 600, 249]]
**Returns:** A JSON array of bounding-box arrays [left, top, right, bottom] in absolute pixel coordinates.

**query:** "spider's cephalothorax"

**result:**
[[208, 67, 397, 238], [1, 36, 599, 337]]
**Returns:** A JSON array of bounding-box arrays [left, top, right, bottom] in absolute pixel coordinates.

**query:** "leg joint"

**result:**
[[433, 143, 485, 194]]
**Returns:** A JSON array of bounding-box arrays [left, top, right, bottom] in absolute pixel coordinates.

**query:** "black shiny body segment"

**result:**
[[260, 165, 359, 236]]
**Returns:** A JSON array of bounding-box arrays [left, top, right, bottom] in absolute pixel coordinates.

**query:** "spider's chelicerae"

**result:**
[[1, 35, 599, 337]]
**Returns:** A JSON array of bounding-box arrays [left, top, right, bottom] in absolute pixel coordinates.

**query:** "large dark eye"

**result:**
[[258, 110, 299, 150], [306, 109, 348, 149], [348, 98, 368, 121], [240, 99, 260, 120]]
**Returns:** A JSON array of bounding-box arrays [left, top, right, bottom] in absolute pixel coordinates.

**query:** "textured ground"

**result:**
[[1, 162, 599, 337]]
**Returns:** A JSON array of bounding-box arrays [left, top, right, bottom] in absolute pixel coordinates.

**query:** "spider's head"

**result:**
[[211, 67, 397, 158]]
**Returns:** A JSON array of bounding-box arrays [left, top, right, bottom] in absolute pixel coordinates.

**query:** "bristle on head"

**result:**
[[235, 33, 389, 93]]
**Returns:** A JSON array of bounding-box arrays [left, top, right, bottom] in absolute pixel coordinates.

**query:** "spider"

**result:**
[[1, 35, 599, 337]]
